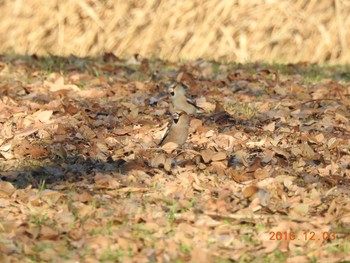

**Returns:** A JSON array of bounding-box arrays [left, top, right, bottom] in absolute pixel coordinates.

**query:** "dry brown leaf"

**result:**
[[263, 121, 275, 132], [26, 224, 40, 239], [290, 203, 310, 217], [164, 157, 173, 172], [78, 89, 108, 99], [94, 173, 120, 189], [196, 97, 215, 112], [41, 190, 65, 204], [33, 110, 53, 123], [190, 118, 203, 132], [0, 182, 16, 197], [151, 154, 167, 168], [0, 198, 10, 208], [114, 128, 131, 136], [161, 142, 179, 153], [271, 146, 290, 159], [201, 149, 215, 163], [211, 161, 227, 176], [335, 113, 348, 123], [96, 142, 108, 153], [313, 133, 325, 144], [133, 81, 145, 90], [243, 186, 259, 200], [45, 75, 80, 92], [39, 225, 59, 240], [23, 144, 48, 158], [299, 143, 316, 159], [0, 151, 14, 160], [227, 169, 254, 183], [191, 246, 211, 263], [327, 137, 338, 149], [75, 203, 94, 218], [262, 150, 274, 163], [254, 167, 271, 180], [286, 256, 310, 263], [211, 151, 227, 162], [74, 191, 93, 203], [0, 142, 11, 152]]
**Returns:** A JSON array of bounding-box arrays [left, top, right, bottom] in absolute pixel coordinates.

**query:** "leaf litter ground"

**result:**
[[0, 55, 350, 262]]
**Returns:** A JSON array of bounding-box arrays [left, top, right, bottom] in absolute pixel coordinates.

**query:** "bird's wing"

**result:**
[[186, 97, 204, 110], [158, 120, 174, 146]]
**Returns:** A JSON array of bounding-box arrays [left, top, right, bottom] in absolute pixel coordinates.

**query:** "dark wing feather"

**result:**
[[158, 120, 173, 146], [186, 98, 204, 110]]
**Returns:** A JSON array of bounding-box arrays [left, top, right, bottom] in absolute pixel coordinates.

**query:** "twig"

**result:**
[[300, 98, 343, 106], [203, 211, 288, 221]]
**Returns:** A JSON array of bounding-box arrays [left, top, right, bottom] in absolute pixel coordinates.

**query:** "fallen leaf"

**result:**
[[39, 225, 59, 240], [161, 142, 179, 153], [33, 110, 53, 123], [201, 149, 215, 163], [263, 121, 275, 132], [0, 182, 16, 197], [243, 186, 259, 200], [211, 151, 227, 161]]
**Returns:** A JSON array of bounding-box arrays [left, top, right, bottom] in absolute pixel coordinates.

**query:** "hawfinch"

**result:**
[[159, 111, 189, 146], [169, 83, 201, 115]]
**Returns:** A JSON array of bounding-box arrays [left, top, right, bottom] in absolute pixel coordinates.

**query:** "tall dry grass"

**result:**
[[0, 0, 349, 64]]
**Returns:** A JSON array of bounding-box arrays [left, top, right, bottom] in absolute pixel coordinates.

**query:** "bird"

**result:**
[[159, 111, 189, 146], [169, 83, 202, 115]]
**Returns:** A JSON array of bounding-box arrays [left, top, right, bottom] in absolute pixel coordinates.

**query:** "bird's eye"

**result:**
[[174, 118, 179, 124], [170, 91, 175, 96]]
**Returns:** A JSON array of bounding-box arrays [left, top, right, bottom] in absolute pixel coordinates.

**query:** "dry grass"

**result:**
[[0, 0, 350, 64]]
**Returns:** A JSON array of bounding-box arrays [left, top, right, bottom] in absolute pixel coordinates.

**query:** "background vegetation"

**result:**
[[1, 0, 350, 64]]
